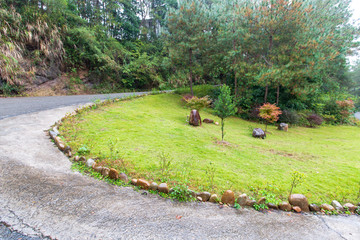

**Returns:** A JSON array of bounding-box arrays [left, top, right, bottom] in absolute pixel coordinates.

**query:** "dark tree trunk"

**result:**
[[264, 34, 273, 103], [233, 12, 238, 98], [221, 118, 225, 141], [276, 85, 280, 105], [264, 85, 268, 103], [189, 48, 194, 96]]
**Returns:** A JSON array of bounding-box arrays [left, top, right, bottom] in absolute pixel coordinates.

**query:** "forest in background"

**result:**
[[1, 0, 360, 120]]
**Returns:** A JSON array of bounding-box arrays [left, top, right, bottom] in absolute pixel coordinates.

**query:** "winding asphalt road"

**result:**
[[0, 93, 359, 240]]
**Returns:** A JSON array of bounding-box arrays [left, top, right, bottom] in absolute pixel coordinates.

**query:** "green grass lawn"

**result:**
[[60, 93, 360, 204]]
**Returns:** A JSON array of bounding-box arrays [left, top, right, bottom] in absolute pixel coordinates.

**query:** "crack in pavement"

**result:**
[[316, 215, 347, 240]]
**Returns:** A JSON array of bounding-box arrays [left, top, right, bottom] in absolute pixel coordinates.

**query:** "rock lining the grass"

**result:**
[[320, 203, 335, 211], [289, 194, 309, 212], [331, 200, 344, 212], [292, 206, 301, 213], [221, 190, 235, 205], [246, 199, 256, 207], [209, 194, 218, 203], [119, 173, 129, 183], [54, 137, 66, 151], [86, 158, 95, 168], [136, 179, 150, 190], [267, 203, 278, 210], [131, 179, 137, 185], [49, 130, 58, 139], [279, 202, 292, 211], [109, 168, 119, 180], [101, 167, 110, 177], [197, 192, 211, 202], [309, 204, 320, 212], [237, 193, 248, 206], [158, 183, 169, 194], [150, 182, 158, 191], [343, 203, 356, 213]]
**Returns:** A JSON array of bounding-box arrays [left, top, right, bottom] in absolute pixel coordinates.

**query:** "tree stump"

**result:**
[[189, 109, 201, 126]]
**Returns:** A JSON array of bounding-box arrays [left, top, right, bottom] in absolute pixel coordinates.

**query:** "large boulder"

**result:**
[[189, 109, 201, 126], [278, 123, 288, 132], [221, 190, 235, 205], [288, 194, 309, 212], [252, 128, 266, 139]]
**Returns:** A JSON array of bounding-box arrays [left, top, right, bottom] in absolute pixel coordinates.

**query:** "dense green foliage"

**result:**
[[0, 0, 359, 116], [0, 0, 174, 93]]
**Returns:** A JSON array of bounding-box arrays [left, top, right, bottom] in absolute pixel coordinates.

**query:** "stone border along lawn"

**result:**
[[48, 93, 360, 216]]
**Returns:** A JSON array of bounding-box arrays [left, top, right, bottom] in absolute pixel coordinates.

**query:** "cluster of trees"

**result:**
[[0, 0, 176, 93], [0, 0, 359, 114], [168, 0, 359, 111]]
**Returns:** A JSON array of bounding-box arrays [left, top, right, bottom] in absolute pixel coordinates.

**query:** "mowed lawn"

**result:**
[[60, 93, 360, 204]]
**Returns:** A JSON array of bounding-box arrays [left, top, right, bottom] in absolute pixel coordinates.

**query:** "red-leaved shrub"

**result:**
[[306, 114, 323, 127], [259, 103, 282, 131]]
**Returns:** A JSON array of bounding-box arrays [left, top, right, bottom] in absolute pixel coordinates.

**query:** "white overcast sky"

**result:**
[[350, 0, 360, 21], [349, 0, 360, 65]]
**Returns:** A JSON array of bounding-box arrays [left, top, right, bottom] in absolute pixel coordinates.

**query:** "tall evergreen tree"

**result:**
[[166, 0, 212, 96]]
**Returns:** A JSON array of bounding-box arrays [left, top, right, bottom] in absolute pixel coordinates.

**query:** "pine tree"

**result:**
[[166, 0, 212, 96], [214, 84, 237, 141]]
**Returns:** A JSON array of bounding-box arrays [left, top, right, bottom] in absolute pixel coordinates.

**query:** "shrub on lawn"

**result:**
[[214, 85, 237, 141], [259, 103, 282, 131], [336, 99, 355, 124], [306, 114, 323, 127], [279, 109, 300, 125], [184, 96, 211, 111]]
